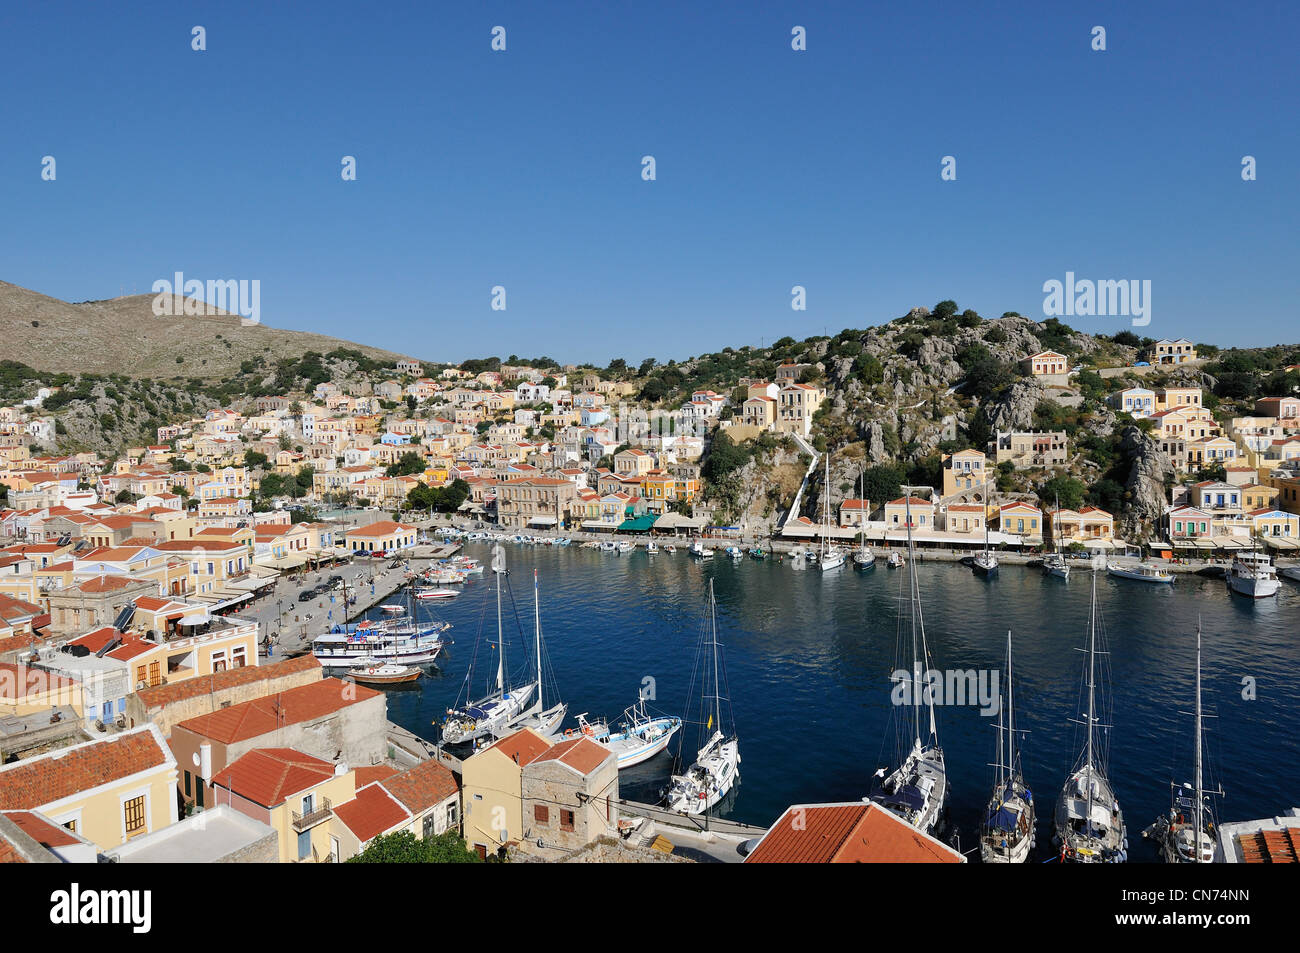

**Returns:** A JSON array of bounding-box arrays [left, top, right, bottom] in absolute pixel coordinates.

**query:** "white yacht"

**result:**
[[570, 699, 682, 770], [1107, 561, 1174, 584], [1226, 550, 1281, 598]]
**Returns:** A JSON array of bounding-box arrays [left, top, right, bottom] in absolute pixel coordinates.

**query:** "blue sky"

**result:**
[[2, 1, 1296, 364]]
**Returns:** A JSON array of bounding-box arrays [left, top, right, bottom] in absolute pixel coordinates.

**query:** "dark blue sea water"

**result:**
[[377, 544, 1300, 862]]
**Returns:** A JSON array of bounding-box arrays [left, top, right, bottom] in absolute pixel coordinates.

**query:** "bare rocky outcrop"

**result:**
[[1117, 425, 1174, 541], [979, 379, 1046, 433]]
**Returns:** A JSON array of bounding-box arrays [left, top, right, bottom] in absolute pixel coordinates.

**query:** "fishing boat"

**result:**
[[1106, 561, 1174, 584], [440, 546, 543, 745], [664, 544, 677, 554], [818, 454, 846, 571], [425, 567, 468, 584], [748, 547, 767, 560], [600, 541, 617, 553], [346, 661, 422, 686], [379, 604, 406, 614], [980, 631, 1035, 863], [1226, 550, 1281, 598], [886, 550, 904, 569], [725, 545, 744, 559], [869, 496, 948, 836], [616, 541, 633, 554], [689, 540, 713, 559], [568, 699, 683, 769], [645, 540, 659, 555], [1143, 622, 1220, 863], [972, 482, 999, 577], [666, 580, 740, 815], [1054, 565, 1128, 863]]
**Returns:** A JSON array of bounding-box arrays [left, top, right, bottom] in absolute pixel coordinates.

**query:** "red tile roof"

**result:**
[[136, 655, 321, 709], [4, 810, 83, 849], [1237, 827, 1300, 863], [210, 748, 336, 807], [174, 678, 380, 744], [527, 737, 611, 776], [334, 782, 410, 842], [0, 663, 77, 699], [485, 728, 552, 767], [745, 803, 964, 864], [353, 765, 398, 788], [0, 728, 171, 809], [380, 759, 458, 815]]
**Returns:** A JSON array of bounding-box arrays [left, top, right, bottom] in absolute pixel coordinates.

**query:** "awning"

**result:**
[[618, 515, 658, 532], [258, 553, 310, 569], [581, 520, 619, 531], [178, 609, 210, 626], [1215, 538, 1249, 550], [527, 516, 558, 527], [1263, 536, 1300, 550]]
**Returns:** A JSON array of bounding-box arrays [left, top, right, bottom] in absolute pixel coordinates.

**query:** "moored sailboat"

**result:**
[[1054, 564, 1127, 863], [818, 453, 845, 571], [972, 481, 999, 577], [868, 496, 948, 836], [1143, 621, 1220, 863], [980, 630, 1035, 863], [666, 580, 740, 815]]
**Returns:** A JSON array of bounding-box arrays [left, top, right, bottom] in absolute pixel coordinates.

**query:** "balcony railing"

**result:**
[[291, 797, 333, 832]]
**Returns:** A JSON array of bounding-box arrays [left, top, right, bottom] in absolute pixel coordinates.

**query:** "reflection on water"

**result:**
[[377, 545, 1300, 861]]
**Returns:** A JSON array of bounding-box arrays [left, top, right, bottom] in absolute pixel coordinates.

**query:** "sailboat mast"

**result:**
[[995, 661, 1006, 789], [1085, 568, 1098, 827], [822, 454, 830, 558], [1006, 629, 1015, 783], [710, 580, 721, 733], [495, 550, 505, 693], [1194, 620, 1203, 862], [534, 569, 543, 711]]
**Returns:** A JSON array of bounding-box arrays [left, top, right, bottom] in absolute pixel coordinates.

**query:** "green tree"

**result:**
[[347, 830, 481, 864], [243, 449, 268, 469], [386, 451, 427, 477], [1038, 474, 1087, 510]]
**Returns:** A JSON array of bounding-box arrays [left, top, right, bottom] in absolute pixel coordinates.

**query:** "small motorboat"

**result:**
[[1107, 562, 1174, 585], [886, 551, 905, 569], [748, 547, 768, 560], [347, 661, 422, 686], [725, 546, 744, 559], [646, 541, 659, 555], [616, 541, 634, 554], [416, 588, 459, 600], [379, 604, 407, 614], [1281, 566, 1300, 584], [690, 540, 713, 559], [665, 544, 678, 554]]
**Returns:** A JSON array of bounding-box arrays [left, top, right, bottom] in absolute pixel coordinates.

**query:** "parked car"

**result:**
[[298, 590, 316, 602]]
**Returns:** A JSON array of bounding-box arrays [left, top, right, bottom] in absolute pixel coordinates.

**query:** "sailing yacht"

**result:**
[[501, 569, 568, 740], [852, 465, 875, 569], [1143, 622, 1220, 863], [1054, 565, 1128, 863], [973, 482, 998, 577], [817, 454, 846, 571], [980, 631, 1035, 863], [868, 496, 948, 836], [667, 580, 740, 815], [440, 546, 541, 745]]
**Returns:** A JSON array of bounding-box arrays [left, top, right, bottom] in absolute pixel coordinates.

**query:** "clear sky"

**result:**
[[2, 1, 1296, 365]]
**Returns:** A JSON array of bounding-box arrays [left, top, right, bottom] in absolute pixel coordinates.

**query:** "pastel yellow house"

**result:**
[[997, 501, 1043, 539], [461, 728, 552, 860], [210, 747, 356, 863], [1156, 386, 1203, 412], [942, 449, 989, 497], [0, 725, 178, 851]]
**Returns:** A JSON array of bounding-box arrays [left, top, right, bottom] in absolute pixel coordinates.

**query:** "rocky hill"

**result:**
[[0, 280, 415, 379]]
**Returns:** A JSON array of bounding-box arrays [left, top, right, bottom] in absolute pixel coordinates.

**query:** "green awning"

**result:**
[[617, 515, 658, 532]]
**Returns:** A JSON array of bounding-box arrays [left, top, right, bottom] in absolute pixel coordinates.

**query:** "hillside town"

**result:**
[[1, 311, 1299, 865]]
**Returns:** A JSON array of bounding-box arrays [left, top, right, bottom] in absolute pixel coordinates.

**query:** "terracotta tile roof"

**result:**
[[174, 678, 379, 744], [3, 810, 81, 849], [0, 727, 171, 809], [210, 748, 336, 807], [528, 737, 611, 776], [135, 655, 321, 709], [334, 782, 410, 842], [75, 575, 137, 593], [485, 728, 552, 767], [353, 765, 398, 788], [380, 759, 458, 815], [346, 521, 415, 538], [0, 840, 25, 863], [745, 803, 963, 864], [0, 663, 77, 698], [1237, 827, 1300, 863]]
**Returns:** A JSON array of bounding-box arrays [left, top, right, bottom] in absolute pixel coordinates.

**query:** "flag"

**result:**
[[707, 714, 713, 730]]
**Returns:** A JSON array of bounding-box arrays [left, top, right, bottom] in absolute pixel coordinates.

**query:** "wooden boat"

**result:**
[[347, 661, 422, 685]]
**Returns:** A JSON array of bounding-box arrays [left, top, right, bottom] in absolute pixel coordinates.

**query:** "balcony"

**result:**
[[291, 797, 333, 832]]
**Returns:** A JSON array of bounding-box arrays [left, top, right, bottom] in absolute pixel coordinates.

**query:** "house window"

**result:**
[[534, 804, 550, 826], [63, 819, 77, 833], [447, 802, 459, 828], [232, 647, 247, 668], [148, 661, 161, 687], [124, 795, 147, 838], [560, 809, 575, 832], [423, 814, 437, 838]]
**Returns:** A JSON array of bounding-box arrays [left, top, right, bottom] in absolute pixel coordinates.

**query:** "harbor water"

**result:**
[[375, 543, 1300, 862]]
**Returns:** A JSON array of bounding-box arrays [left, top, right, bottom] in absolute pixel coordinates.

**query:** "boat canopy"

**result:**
[[985, 804, 1020, 831]]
